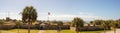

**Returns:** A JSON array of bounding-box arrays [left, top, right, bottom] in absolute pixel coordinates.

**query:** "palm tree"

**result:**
[[116, 19, 120, 27], [72, 17, 84, 33], [110, 20, 116, 33], [0, 20, 4, 33], [21, 6, 37, 33], [101, 20, 112, 33], [94, 20, 103, 25], [16, 20, 21, 33], [101, 20, 107, 33]]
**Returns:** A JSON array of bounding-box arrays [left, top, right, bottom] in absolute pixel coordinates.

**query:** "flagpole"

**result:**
[[48, 12, 50, 25]]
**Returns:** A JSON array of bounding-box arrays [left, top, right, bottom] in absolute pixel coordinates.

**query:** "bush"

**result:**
[[1, 24, 15, 30], [77, 26, 104, 31], [20, 24, 37, 29], [37, 25, 70, 30]]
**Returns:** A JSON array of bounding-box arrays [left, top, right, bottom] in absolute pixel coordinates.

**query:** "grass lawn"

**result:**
[[0, 29, 103, 33], [1, 29, 39, 33], [81, 31, 103, 33], [43, 30, 57, 33], [62, 30, 103, 33], [43, 30, 103, 33]]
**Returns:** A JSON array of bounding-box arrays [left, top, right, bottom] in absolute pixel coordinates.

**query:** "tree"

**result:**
[[90, 21, 93, 24], [110, 20, 117, 33], [57, 21, 63, 33], [101, 20, 112, 33], [72, 17, 84, 33], [16, 20, 21, 33], [94, 20, 103, 25], [101, 20, 107, 33], [104, 20, 112, 30], [0, 20, 4, 33], [116, 19, 120, 27], [22, 6, 37, 33], [90, 21, 95, 26]]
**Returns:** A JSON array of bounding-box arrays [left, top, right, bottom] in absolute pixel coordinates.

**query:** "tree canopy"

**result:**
[[72, 17, 84, 27], [22, 6, 37, 23]]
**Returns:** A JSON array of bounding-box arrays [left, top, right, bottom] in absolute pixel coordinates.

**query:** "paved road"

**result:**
[[102, 29, 120, 33], [38, 30, 44, 33]]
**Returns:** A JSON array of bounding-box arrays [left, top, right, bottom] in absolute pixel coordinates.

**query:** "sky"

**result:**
[[0, 0, 120, 21]]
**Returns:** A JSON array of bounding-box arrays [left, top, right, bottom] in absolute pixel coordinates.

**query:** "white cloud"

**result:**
[[39, 12, 114, 21], [47, 14, 99, 21], [37, 12, 105, 21], [79, 12, 94, 15], [0, 11, 115, 21]]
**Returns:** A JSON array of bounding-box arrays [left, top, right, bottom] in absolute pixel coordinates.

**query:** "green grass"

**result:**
[[43, 30, 57, 33], [1, 29, 39, 33], [61, 30, 76, 33], [0, 29, 103, 33], [81, 31, 103, 33], [62, 30, 103, 33]]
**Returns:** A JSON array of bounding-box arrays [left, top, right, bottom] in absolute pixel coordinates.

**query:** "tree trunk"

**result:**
[[104, 28, 106, 33], [0, 30, 1, 33], [76, 27, 79, 33], [59, 28, 60, 33], [58, 26, 61, 33], [18, 25, 19, 33], [28, 22, 31, 33], [114, 28, 116, 33], [0, 24, 1, 33], [76, 30, 78, 33], [0, 29, 1, 33], [79, 27, 81, 33]]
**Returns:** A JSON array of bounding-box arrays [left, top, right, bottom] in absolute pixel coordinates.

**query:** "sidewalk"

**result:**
[[38, 30, 44, 33], [102, 29, 120, 33]]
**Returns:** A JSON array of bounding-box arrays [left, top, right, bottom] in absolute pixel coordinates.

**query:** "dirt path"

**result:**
[[102, 29, 120, 33], [38, 30, 44, 33]]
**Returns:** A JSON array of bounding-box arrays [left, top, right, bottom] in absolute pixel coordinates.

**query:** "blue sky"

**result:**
[[0, 0, 120, 21]]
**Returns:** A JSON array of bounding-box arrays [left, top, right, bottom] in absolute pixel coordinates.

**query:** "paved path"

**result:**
[[38, 30, 44, 33], [102, 29, 120, 33]]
